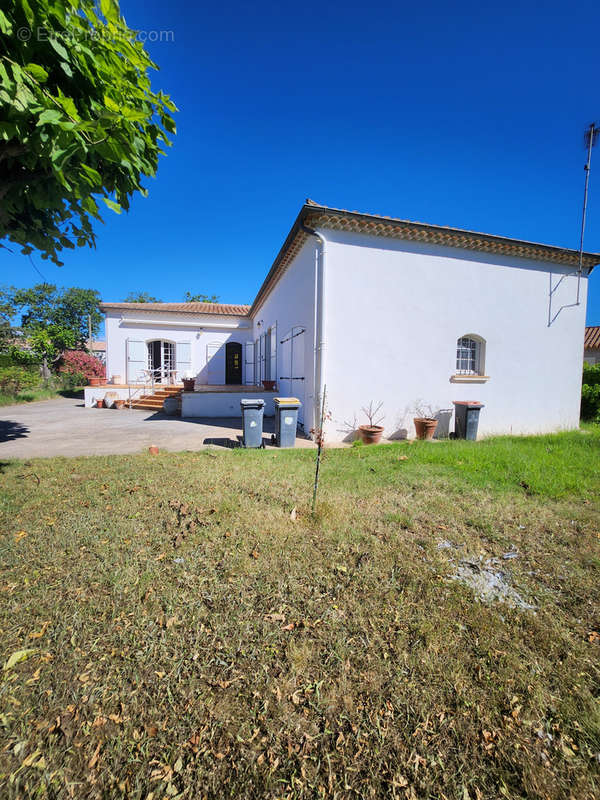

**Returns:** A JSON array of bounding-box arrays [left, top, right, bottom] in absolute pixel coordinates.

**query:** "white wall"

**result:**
[[182, 391, 276, 418], [320, 229, 588, 441], [251, 239, 317, 429], [104, 310, 252, 384]]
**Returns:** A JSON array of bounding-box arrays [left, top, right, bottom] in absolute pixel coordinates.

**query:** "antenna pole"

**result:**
[[577, 123, 597, 305]]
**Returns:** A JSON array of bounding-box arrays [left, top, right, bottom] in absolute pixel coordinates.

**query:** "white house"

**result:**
[[97, 200, 598, 441]]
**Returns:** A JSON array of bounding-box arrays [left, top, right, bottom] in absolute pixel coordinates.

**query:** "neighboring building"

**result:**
[[98, 201, 599, 440], [584, 326, 600, 365], [88, 340, 106, 363]]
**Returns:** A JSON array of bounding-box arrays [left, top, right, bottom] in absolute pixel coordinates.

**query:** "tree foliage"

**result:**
[[6, 282, 101, 369], [0, 0, 176, 266], [183, 292, 219, 303], [123, 291, 161, 303]]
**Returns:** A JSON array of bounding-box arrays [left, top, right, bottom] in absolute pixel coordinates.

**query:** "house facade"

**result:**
[[99, 201, 598, 440]]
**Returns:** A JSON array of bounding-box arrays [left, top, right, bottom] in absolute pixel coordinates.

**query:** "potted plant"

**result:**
[[262, 379, 276, 391], [182, 371, 195, 392], [358, 401, 385, 444], [413, 401, 438, 440]]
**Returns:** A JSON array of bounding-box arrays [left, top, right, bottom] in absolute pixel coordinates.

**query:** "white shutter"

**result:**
[[207, 343, 221, 384], [262, 332, 268, 381], [176, 341, 192, 381], [127, 339, 146, 383], [270, 324, 277, 385], [245, 342, 254, 385]]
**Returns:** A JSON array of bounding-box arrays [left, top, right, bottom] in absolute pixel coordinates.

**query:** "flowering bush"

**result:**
[[60, 350, 105, 380]]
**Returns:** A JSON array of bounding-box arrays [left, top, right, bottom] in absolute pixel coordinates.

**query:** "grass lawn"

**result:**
[[0, 387, 84, 408], [1, 430, 599, 799]]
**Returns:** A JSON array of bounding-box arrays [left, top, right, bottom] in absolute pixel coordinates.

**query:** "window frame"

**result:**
[[451, 334, 489, 383]]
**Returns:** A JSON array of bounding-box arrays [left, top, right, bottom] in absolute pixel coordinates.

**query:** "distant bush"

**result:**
[[581, 363, 600, 421], [0, 366, 39, 396], [59, 350, 105, 381], [0, 347, 40, 368]]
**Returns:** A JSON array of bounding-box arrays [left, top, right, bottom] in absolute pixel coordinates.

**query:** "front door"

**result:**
[[225, 342, 242, 384], [147, 340, 175, 383]]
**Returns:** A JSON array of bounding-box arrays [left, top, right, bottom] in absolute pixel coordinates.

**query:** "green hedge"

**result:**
[[0, 348, 41, 368], [581, 363, 600, 421], [0, 366, 40, 395]]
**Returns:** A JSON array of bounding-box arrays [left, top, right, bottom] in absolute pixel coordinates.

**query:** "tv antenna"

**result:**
[[577, 122, 599, 304]]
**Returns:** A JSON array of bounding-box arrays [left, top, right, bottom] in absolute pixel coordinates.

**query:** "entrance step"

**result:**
[[128, 386, 183, 412]]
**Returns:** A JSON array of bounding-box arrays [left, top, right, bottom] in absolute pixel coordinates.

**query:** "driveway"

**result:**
[[0, 396, 314, 459]]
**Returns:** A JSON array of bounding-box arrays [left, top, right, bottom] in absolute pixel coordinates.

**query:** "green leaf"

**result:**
[[0, 10, 12, 35], [49, 38, 70, 62], [100, 0, 119, 24], [102, 197, 122, 214], [80, 164, 101, 185], [21, 0, 35, 26], [0, 61, 11, 89], [25, 63, 49, 83], [3, 649, 36, 672], [37, 109, 64, 126], [104, 95, 120, 113]]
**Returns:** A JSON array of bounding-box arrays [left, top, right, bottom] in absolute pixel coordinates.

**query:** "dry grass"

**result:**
[[0, 431, 599, 799]]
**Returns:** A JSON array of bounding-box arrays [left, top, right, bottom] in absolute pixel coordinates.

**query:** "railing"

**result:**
[[127, 368, 181, 408], [127, 368, 160, 409]]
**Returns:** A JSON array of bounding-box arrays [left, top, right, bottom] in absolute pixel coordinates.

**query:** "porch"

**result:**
[[83, 383, 281, 416]]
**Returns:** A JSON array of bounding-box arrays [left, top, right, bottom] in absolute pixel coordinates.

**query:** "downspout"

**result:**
[[301, 224, 327, 434]]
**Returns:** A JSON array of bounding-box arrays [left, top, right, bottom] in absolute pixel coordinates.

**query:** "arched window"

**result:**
[[456, 335, 485, 375]]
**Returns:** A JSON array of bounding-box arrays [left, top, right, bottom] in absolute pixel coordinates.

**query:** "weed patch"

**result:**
[[0, 431, 599, 798]]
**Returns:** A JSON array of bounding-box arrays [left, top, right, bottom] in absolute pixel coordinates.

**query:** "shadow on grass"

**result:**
[[203, 436, 242, 449]]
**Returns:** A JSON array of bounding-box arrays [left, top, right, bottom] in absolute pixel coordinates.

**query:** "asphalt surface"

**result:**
[[0, 396, 314, 459]]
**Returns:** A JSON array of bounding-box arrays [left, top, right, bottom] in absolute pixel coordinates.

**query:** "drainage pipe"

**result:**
[[301, 224, 327, 434]]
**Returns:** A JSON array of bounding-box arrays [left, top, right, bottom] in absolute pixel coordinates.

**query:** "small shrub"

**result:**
[[60, 350, 105, 381], [59, 371, 86, 390], [0, 366, 39, 396], [581, 363, 600, 421]]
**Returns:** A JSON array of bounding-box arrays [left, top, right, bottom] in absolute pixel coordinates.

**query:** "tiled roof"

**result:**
[[250, 201, 600, 314], [585, 326, 600, 350], [100, 302, 250, 316]]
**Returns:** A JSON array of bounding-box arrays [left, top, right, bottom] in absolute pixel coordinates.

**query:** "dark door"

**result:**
[[225, 342, 242, 384]]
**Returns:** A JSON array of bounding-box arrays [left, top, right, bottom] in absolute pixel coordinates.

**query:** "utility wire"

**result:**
[[28, 254, 49, 283]]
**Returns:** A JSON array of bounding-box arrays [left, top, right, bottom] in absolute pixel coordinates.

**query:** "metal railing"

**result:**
[[127, 368, 162, 409]]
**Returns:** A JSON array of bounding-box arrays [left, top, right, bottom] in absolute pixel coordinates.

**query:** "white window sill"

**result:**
[[450, 374, 490, 384]]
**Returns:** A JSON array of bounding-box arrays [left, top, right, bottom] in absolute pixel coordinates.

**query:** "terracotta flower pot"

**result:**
[[358, 424, 384, 445], [96, 399, 104, 408], [414, 417, 438, 440], [148, 445, 159, 455], [262, 380, 276, 391], [89, 377, 103, 387], [114, 399, 125, 410], [182, 378, 195, 392]]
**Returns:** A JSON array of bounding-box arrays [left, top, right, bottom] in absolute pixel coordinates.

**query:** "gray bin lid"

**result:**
[[240, 398, 265, 408]]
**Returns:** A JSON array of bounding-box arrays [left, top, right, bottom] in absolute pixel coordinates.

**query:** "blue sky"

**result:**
[[2, 0, 600, 324]]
